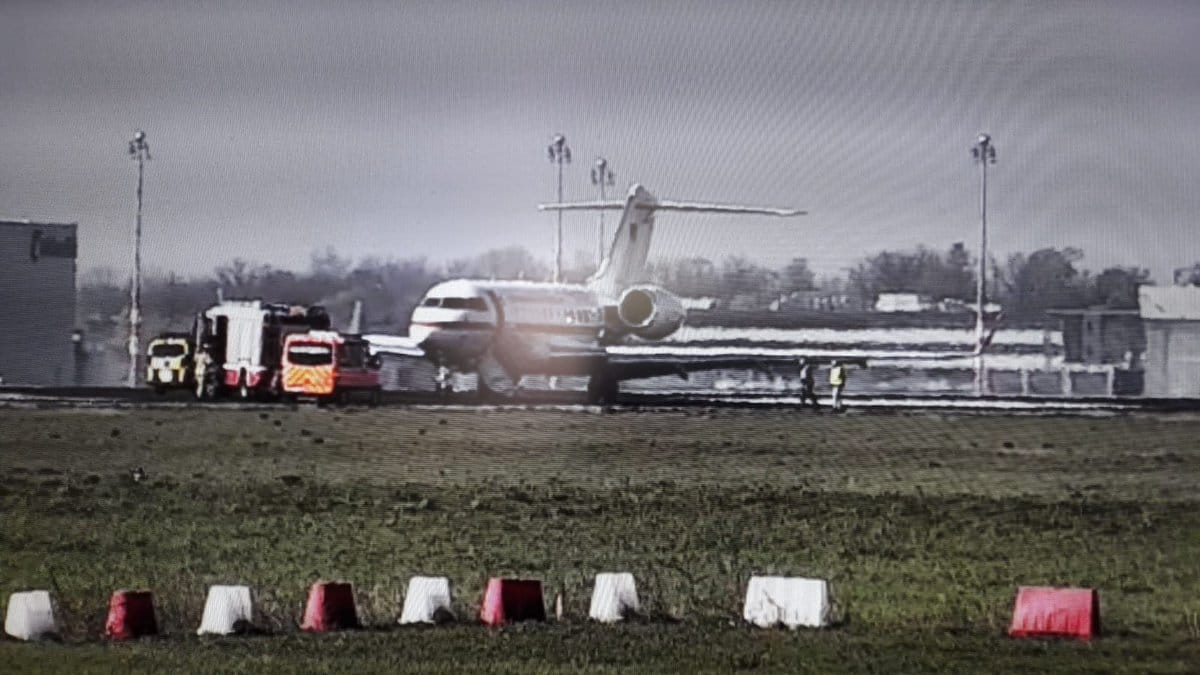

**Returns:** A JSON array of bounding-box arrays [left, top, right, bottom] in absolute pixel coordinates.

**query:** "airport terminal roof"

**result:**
[[0, 219, 77, 228], [1139, 285, 1200, 321]]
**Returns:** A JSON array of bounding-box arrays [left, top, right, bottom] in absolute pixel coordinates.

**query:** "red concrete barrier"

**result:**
[[480, 578, 546, 626], [104, 590, 158, 640], [301, 582, 360, 632], [1008, 586, 1100, 639]]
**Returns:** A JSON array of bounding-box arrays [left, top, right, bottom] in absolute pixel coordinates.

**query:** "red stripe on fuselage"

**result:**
[[412, 321, 494, 331], [415, 321, 601, 337], [414, 320, 601, 336]]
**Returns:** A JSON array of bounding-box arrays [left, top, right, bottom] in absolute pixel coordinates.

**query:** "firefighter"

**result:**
[[798, 358, 820, 410], [829, 360, 848, 412]]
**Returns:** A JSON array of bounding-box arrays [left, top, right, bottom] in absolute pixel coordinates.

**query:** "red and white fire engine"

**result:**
[[192, 300, 333, 400]]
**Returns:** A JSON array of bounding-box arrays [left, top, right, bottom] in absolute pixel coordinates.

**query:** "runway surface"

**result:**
[[2, 385, 1196, 415]]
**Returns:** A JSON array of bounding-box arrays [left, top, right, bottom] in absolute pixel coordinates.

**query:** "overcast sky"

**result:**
[[2, 0, 1198, 283]]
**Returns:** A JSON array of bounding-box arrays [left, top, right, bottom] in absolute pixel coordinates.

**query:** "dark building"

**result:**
[[1048, 308, 1145, 365], [0, 220, 78, 385]]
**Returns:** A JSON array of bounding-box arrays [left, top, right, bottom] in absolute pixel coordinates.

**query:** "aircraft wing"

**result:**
[[601, 349, 869, 383], [600, 346, 985, 382], [364, 334, 426, 358]]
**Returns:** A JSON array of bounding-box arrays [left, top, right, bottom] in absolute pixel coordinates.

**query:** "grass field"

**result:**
[[2, 405, 1199, 673]]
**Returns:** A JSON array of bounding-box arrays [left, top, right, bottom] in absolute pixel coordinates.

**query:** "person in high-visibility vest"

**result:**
[[829, 360, 847, 412]]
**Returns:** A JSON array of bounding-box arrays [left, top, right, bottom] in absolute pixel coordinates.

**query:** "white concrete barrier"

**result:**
[[399, 576, 453, 624], [197, 585, 253, 635], [589, 572, 640, 622], [743, 576, 830, 629], [5, 590, 57, 640]]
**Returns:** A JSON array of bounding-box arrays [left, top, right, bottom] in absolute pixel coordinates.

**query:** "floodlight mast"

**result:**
[[971, 133, 997, 396], [127, 130, 151, 388], [591, 157, 614, 269], [547, 134, 571, 283]]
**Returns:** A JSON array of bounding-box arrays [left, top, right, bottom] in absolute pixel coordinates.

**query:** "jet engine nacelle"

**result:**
[[616, 285, 685, 341]]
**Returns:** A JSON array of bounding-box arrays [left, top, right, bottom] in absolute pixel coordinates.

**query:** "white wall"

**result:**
[[1143, 321, 1200, 398]]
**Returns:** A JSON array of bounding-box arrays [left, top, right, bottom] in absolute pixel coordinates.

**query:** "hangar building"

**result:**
[[1139, 285, 1200, 398], [0, 220, 78, 385]]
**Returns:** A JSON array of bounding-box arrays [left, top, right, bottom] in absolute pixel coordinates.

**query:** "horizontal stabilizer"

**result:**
[[538, 200, 805, 217], [542, 184, 806, 299], [651, 200, 805, 216], [537, 200, 625, 212]]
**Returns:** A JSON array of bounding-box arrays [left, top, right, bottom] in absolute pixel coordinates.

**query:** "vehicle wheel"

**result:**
[[205, 376, 220, 400], [369, 388, 382, 407], [587, 374, 619, 405]]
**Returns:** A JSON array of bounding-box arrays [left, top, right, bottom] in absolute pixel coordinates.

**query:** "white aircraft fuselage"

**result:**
[[410, 278, 607, 375], [372, 184, 805, 400]]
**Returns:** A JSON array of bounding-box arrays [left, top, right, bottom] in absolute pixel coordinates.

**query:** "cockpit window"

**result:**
[[423, 297, 440, 307], [433, 297, 488, 311]]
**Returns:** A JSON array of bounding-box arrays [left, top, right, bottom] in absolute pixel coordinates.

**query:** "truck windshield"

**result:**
[[150, 343, 186, 357], [287, 343, 333, 366]]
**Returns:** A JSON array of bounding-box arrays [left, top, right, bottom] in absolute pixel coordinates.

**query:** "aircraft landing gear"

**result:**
[[587, 374, 619, 405]]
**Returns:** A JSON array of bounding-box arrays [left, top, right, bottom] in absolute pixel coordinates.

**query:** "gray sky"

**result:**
[[2, 0, 1198, 283]]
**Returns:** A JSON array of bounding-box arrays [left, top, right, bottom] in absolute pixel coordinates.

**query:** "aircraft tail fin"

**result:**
[[538, 184, 804, 300], [348, 300, 363, 334]]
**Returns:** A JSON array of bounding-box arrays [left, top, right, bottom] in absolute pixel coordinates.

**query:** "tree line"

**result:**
[[77, 243, 1186, 346], [649, 243, 1155, 322]]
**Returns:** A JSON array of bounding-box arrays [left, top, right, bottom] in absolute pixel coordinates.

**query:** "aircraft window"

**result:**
[[441, 297, 488, 311], [423, 297, 441, 307]]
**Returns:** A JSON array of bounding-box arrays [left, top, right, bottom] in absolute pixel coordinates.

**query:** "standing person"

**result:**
[[798, 358, 820, 410], [829, 360, 847, 412]]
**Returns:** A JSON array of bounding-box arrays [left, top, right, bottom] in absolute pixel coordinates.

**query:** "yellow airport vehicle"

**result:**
[[146, 332, 194, 393]]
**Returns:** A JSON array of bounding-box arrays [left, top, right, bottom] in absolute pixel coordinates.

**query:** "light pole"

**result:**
[[127, 130, 150, 388], [547, 134, 571, 283], [971, 133, 996, 396], [591, 157, 615, 269]]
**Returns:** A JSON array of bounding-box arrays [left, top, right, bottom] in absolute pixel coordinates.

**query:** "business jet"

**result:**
[[369, 183, 835, 403]]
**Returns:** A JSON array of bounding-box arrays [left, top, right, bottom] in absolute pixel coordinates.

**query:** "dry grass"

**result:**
[[2, 406, 1199, 672]]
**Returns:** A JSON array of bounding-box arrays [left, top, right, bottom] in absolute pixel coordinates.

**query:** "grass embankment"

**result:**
[[1, 407, 1199, 673]]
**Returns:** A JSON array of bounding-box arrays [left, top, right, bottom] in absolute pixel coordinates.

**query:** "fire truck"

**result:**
[[192, 300, 332, 400], [281, 331, 383, 404]]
